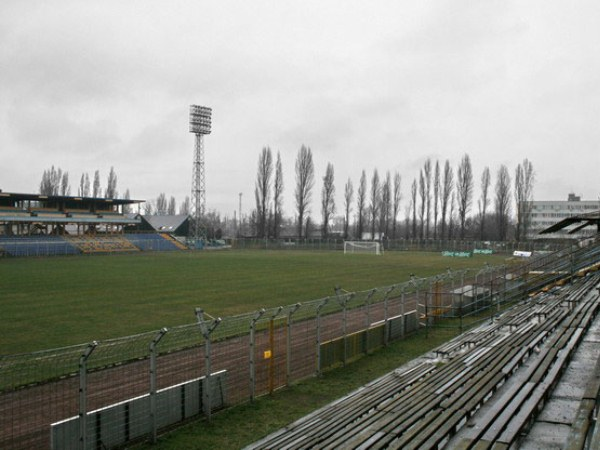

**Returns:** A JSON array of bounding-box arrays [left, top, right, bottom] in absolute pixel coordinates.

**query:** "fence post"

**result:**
[[447, 268, 454, 321], [78, 341, 97, 450], [249, 309, 265, 402], [335, 288, 353, 366], [268, 306, 283, 395], [383, 286, 396, 346], [365, 289, 377, 330], [287, 303, 301, 386], [400, 285, 406, 338], [149, 328, 168, 444], [195, 308, 221, 421], [487, 264, 494, 323], [460, 271, 465, 333], [316, 297, 329, 376], [409, 274, 425, 332]]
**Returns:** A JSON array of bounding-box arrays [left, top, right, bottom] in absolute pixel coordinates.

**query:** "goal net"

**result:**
[[343, 241, 383, 255]]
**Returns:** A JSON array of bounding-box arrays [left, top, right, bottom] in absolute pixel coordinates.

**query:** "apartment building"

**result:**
[[526, 193, 599, 239]]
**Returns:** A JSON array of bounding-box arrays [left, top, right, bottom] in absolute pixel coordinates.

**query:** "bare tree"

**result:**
[[478, 166, 491, 240], [369, 169, 380, 239], [320, 163, 336, 237], [84, 173, 90, 197], [168, 196, 177, 215], [514, 159, 535, 242], [423, 159, 432, 238], [418, 170, 426, 239], [379, 171, 392, 238], [404, 204, 411, 239], [78, 174, 86, 197], [449, 192, 457, 239], [255, 147, 273, 238], [156, 193, 167, 215], [294, 145, 314, 239], [495, 164, 511, 241], [343, 177, 354, 239], [392, 172, 402, 239], [105, 166, 117, 198], [40, 166, 63, 196], [305, 216, 313, 239], [356, 170, 367, 239], [92, 170, 101, 198], [433, 161, 440, 239], [180, 196, 191, 216], [272, 151, 284, 239], [440, 160, 453, 240], [122, 188, 131, 214], [456, 153, 474, 239], [144, 201, 153, 215], [410, 178, 417, 238], [60, 171, 70, 196]]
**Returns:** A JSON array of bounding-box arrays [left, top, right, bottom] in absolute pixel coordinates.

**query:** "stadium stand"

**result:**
[[0, 235, 80, 256], [0, 191, 142, 238], [160, 232, 189, 250], [66, 235, 140, 254], [125, 233, 181, 252], [246, 273, 600, 449]]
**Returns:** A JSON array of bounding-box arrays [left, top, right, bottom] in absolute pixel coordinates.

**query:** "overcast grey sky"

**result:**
[[1, 0, 599, 218]]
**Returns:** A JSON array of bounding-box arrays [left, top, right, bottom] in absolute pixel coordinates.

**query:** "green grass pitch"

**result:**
[[0, 250, 506, 354]]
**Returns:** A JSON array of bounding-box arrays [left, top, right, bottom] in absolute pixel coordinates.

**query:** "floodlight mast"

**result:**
[[189, 105, 212, 243]]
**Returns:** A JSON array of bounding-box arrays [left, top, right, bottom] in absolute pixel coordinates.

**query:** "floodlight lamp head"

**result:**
[[189, 105, 212, 134]]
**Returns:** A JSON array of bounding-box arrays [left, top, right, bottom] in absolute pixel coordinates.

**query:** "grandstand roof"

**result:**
[[0, 190, 143, 233], [140, 214, 189, 233], [539, 210, 600, 235], [0, 191, 143, 206]]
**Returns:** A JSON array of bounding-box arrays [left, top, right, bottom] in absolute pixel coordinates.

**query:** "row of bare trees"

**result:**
[[252, 147, 536, 242], [39, 166, 131, 208], [146, 194, 191, 216], [406, 156, 534, 242]]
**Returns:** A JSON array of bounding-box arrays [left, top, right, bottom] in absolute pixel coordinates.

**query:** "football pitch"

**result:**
[[0, 249, 506, 354]]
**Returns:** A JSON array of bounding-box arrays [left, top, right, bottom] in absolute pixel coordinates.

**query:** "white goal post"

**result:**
[[343, 241, 383, 255]]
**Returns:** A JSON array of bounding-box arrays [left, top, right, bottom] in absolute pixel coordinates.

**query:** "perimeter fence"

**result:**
[[1, 238, 599, 449], [0, 235, 570, 258], [233, 237, 568, 253]]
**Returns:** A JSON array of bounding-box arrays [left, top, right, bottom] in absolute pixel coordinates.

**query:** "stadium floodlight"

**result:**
[[189, 105, 212, 244], [189, 105, 212, 135]]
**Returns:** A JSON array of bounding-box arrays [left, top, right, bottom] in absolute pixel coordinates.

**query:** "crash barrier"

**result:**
[[50, 370, 227, 450]]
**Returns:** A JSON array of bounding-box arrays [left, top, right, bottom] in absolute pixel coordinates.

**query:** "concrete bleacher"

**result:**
[[0, 235, 80, 257], [0, 233, 185, 256], [67, 235, 140, 254], [246, 273, 600, 449]]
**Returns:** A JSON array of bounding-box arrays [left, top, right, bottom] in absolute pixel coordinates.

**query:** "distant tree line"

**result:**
[[249, 146, 535, 242], [37, 148, 536, 243], [39, 166, 132, 213]]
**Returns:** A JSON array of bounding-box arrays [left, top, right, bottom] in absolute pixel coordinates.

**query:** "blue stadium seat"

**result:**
[[124, 233, 180, 251], [0, 235, 80, 257]]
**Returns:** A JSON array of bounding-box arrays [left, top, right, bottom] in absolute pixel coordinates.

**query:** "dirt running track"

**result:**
[[0, 293, 424, 449]]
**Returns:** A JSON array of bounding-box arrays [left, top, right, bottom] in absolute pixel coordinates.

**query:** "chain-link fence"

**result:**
[[232, 237, 569, 253], [1, 239, 599, 449], [0, 235, 570, 258]]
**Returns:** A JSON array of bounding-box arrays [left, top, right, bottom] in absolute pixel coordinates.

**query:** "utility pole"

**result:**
[[238, 192, 243, 237]]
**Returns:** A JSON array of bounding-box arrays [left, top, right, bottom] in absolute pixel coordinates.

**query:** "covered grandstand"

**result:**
[[0, 191, 188, 256], [0, 190, 143, 236]]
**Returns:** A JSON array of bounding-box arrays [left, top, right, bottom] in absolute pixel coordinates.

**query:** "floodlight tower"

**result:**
[[189, 105, 212, 242]]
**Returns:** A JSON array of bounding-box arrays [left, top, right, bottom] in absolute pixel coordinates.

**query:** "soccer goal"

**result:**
[[343, 241, 383, 255]]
